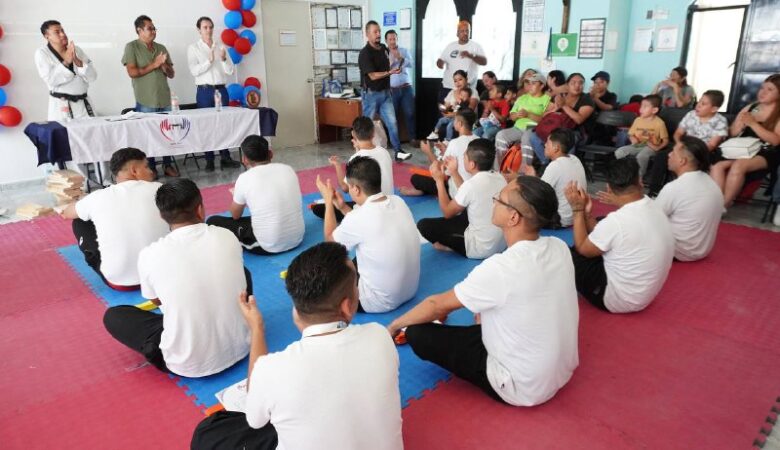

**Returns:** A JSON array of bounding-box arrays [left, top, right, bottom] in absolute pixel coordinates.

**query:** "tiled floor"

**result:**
[[1, 141, 778, 233]]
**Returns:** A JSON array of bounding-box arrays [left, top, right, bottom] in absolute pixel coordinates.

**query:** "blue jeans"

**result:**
[[390, 85, 416, 140], [475, 123, 501, 140], [434, 117, 456, 140], [196, 85, 231, 162], [362, 89, 401, 151], [135, 102, 173, 167]]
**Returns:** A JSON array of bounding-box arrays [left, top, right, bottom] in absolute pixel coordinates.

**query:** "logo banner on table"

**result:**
[[62, 107, 260, 163]]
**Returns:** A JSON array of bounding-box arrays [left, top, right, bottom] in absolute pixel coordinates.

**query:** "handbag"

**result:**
[[720, 137, 762, 159], [534, 111, 577, 142]]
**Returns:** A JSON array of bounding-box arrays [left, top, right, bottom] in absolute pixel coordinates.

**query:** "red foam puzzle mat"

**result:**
[[2, 166, 779, 449]]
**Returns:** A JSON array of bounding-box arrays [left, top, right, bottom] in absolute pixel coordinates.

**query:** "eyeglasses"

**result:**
[[492, 195, 522, 216]]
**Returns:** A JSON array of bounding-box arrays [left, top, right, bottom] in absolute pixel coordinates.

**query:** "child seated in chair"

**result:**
[[475, 84, 510, 141], [614, 95, 669, 179]]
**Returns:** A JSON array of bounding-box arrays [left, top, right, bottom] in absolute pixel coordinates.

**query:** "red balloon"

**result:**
[[0, 64, 10, 86], [241, 11, 257, 28], [221, 29, 239, 47], [222, 0, 241, 11], [243, 77, 261, 89], [234, 38, 252, 55], [0, 25, 4, 40], [228, 100, 241, 107], [0, 106, 22, 127]]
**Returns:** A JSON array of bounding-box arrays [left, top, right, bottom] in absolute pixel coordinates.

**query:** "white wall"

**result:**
[[0, 0, 269, 185]]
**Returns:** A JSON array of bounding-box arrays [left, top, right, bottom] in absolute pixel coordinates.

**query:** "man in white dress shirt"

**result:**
[[34, 20, 106, 178], [187, 16, 241, 171]]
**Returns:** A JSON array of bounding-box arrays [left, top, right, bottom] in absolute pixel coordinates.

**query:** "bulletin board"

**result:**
[[311, 3, 364, 88]]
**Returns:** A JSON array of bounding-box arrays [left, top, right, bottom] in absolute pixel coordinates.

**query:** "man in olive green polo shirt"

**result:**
[[122, 15, 178, 178]]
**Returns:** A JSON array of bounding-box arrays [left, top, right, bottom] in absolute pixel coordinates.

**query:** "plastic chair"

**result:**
[[576, 111, 637, 181]]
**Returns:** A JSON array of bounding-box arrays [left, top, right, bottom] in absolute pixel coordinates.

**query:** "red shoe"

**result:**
[[393, 328, 408, 345]]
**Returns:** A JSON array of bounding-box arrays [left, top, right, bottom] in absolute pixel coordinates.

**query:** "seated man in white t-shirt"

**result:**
[[655, 135, 724, 261], [103, 179, 251, 377], [401, 108, 478, 198], [312, 116, 395, 222], [61, 147, 169, 290], [190, 242, 403, 450], [316, 156, 420, 313], [417, 138, 507, 258], [389, 176, 579, 406], [206, 135, 304, 255], [566, 158, 674, 313], [521, 128, 588, 228]]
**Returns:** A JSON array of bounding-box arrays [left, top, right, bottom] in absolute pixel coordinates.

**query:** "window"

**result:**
[[421, 0, 459, 78], [471, 0, 516, 80]]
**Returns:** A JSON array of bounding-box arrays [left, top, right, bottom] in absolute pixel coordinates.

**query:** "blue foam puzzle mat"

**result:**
[[58, 191, 573, 408]]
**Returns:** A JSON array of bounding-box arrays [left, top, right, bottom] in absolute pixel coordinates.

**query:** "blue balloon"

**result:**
[[239, 30, 257, 45], [227, 47, 243, 64], [242, 0, 256, 10], [227, 83, 244, 101], [224, 11, 242, 30], [0, 88, 5, 107], [242, 86, 261, 105]]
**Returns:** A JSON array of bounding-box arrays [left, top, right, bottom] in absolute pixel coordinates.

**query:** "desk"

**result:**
[[24, 107, 278, 166], [317, 97, 361, 143]]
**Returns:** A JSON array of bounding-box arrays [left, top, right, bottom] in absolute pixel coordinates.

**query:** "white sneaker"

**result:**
[[773, 204, 780, 227], [426, 131, 439, 140], [395, 150, 413, 161]]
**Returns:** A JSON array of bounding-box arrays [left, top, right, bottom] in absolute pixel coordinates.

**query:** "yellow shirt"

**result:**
[[628, 116, 668, 144]]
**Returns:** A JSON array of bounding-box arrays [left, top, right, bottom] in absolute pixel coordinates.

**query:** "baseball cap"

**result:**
[[591, 71, 610, 82]]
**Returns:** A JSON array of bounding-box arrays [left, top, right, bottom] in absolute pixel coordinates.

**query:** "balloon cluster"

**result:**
[[0, 24, 23, 127], [227, 77, 262, 107], [221, 0, 258, 65]]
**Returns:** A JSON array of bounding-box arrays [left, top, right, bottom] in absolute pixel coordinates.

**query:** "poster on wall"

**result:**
[[383, 11, 397, 27], [350, 9, 362, 29], [633, 27, 653, 52], [523, 0, 545, 32], [399, 8, 412, 30], [312, 7, 326, 28], [346, 50, 360, 64], [656, 26, 678, 52], [338, 8, 351, 29], [313, 29, 327, 50], [339, 30, 352, 49], [351, 30, 364, 49], [578, 18, 606, 59], [521, 32, 547, 57], [347, 66, 361, 83], [326, 29, 339, 49], [551, 33, 577, 57], [325, 8, 338, 28]]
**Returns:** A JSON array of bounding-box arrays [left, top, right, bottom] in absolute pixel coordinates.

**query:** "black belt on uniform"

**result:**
[[390, 83, 411, 90], [197, 84, 226, 89], [49, 91, 94, 118]]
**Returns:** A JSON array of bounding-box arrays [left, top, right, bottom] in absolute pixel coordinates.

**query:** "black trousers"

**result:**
[[103, 268, 254, 372], [191, 411, 278, 450], [646, 148, 671, 195], [206, 216, 275, 256], [405, 323, 506, 403], [569, 247, 608, 311], [410, 174, 440, 196], [417, 214, 468, 257], [72, 218, 103, 278], [310, 201, 355, 222]]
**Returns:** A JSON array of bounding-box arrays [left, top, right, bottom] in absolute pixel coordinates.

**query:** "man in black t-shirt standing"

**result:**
[[358, 21, 412, 161]]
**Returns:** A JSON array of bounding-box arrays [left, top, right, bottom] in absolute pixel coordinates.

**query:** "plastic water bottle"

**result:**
[[214, 89, 222, 112], [170, 91, 180, 114]]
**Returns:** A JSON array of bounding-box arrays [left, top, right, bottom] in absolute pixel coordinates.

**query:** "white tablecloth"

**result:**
[[63, 107, 260, 163]]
